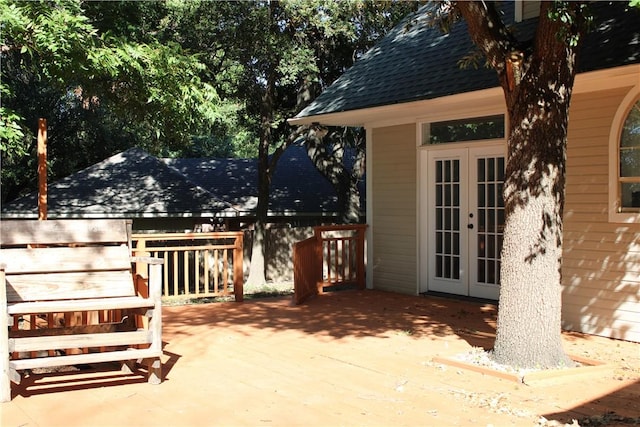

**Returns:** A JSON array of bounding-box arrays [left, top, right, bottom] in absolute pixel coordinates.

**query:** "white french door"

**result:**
[[422, 145, 505, 300]]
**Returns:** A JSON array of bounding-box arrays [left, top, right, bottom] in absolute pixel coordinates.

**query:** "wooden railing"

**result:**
[[132, 232, 244, 302], [293, 224, 367, 305]]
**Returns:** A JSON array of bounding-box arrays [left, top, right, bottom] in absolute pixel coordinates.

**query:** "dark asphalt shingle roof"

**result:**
[[296, 2, 640, 119], [1, 148, 237, 219], [2, 146, 365, 219], [164, 144, 365, 215]]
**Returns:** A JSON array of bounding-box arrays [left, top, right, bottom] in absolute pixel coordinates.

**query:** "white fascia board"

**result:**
[[288, 64, 639, 129], [289, 87, 505, 129]]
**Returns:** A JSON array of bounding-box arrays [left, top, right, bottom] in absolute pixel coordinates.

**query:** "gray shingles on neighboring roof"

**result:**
[[2, 145, 365, 219], [1, 148, 237, 218], [164, 144, 365, 215], [297, 2, 640, 119], [163, 157, 258, 212]]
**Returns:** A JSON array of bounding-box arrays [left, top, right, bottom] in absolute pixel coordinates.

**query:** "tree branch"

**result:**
[[454, 1, 516, 73]]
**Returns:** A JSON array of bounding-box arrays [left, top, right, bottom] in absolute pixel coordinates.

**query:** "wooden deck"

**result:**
[[3, 290, 639, 426]]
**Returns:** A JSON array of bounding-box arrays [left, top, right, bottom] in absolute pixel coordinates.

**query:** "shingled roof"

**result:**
[[296, 2, 640, 120], [163, 144, 365, 216], [2, 146, 365, 219], [1, 148, 237, 219]]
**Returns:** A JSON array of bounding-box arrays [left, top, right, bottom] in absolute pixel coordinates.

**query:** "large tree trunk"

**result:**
[[245, 103, 271, 289], [456, 1, 587, 368], [493, 83, 573, 368], [245, 6, 276, 290]]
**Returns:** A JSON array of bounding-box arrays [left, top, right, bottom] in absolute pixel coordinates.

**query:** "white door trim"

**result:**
[[418, 142, 505, 299]]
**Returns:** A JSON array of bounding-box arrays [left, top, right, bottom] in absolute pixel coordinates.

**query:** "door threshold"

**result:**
[[420, 291, 497, 306]]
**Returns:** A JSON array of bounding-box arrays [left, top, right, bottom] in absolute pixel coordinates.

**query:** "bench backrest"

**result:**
[[0, 219, 136, 303]]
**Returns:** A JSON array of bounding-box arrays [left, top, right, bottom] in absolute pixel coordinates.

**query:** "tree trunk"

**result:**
[[245, 219, 267, 289], [245, 2, 276, 289], [245, 105, 271, 289], [491, 2, 581, 369], [455, 1, 587, 368], [492, 93, 573, 367]]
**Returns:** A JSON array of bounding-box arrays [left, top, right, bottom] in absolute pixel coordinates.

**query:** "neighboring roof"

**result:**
[[164, 144, 365, 216], [163, 157, 258, 212], [2, 146, 365, 219], [296, 2, 640, 120], [1, 148, 237, 219]]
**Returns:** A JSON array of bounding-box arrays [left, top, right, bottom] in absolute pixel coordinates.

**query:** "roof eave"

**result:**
[[289, 86, 505, 128], [290, 64, 640, 128]]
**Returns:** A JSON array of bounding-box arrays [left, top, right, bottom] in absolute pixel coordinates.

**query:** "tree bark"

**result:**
[[245, 2, 276, 290], [456, 1, 586, 368], [245, 80, 273, 289], [305, 126, 365, 224]]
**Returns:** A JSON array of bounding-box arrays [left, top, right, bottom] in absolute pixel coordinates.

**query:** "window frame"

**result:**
[[609, 85, 640, 223], [421, 114, 506, 146]]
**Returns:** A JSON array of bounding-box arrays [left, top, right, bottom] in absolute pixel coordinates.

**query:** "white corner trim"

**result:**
[[515, 0, 523, 22], [365, 126, 374, 290]]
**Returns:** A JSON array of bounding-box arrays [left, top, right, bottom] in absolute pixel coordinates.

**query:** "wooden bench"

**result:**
[[0, 219, 163, 402]]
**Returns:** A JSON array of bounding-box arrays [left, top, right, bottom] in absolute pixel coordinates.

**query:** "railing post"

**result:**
[[0, 264, 10, 402], [233, 234, 244, 302], [356, 225, 366, 290]]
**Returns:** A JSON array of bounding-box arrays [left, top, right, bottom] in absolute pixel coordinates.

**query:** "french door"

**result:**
[[423, 145, 505, 299]]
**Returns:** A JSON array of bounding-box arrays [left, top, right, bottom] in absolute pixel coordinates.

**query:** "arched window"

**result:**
[[619, 98, 640, 210], [610, 87, 640, 222]]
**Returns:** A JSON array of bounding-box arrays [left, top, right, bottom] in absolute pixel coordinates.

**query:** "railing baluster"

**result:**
[[132, 232, 244, 302], [195, 249, 200, 296], [183, 250, 189, 295], [222, 249, 229, 294], [204, 249, 210, 294]]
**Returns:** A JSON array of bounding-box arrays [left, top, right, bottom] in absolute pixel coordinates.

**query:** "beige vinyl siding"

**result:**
[[562, 86, 640, 342], [370, 124, 417, 294], [522, 1, 541, 20]]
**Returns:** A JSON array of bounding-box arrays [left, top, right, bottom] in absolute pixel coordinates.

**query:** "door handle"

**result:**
[[468, 223, 474, 229]]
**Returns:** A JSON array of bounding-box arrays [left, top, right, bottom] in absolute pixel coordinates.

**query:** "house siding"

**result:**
[[562, 86, 640, 342], [370, 124, 417, 294], [522, 1, 541, 20]]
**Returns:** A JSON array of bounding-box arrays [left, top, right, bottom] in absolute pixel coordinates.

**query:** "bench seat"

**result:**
[[1, 219, 163, 402]]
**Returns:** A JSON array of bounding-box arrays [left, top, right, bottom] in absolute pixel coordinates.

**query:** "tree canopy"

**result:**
[[1, 0, 418, 211], [1, 0, 234, 202]]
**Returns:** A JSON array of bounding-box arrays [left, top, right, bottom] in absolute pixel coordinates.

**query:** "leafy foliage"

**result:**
[[0, 0, 233, 202], [1, 0, 418, 209]]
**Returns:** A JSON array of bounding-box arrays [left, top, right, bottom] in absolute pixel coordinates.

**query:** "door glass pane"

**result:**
[[434, 159, 461, 280], [453, 208, 460, 231], [476, 156, 505, 286]]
